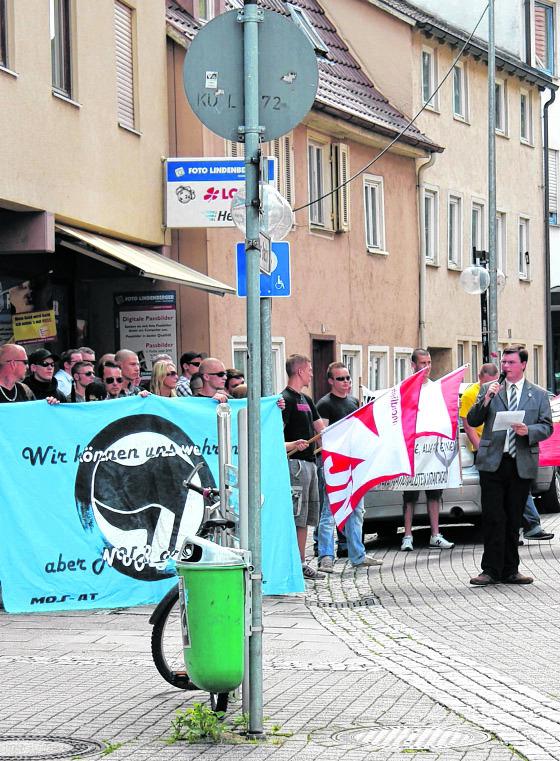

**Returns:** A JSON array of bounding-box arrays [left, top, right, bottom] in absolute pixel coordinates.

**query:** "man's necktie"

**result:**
[[508, 384, 518, 457]]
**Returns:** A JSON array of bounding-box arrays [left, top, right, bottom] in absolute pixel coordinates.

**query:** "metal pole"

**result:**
[[543, 89, 556, 391], [261, 298, 273, 395], [237, 407, 251, 714], [487, 0, 498, 358], [241, 0, 264, 738], [216, 403, 231, 521]]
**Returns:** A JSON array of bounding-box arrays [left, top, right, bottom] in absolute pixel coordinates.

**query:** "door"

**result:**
[[312, 337, 335, 401]]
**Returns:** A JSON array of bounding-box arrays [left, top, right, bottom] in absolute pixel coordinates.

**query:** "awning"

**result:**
[[55, 223, 235, 296]]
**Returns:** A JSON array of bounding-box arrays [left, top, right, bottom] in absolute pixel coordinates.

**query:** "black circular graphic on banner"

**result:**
[[75, 414, 215, 581]]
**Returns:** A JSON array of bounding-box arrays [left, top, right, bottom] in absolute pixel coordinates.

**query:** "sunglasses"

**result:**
[[207, 371, 227, 377], [334, 375, 351, 382], [79, 370, 95, 377], [166, 371, 178, 377], [188, 360, 201, 367], [38, 361, 55, 368], [104, 376, 123, 384]]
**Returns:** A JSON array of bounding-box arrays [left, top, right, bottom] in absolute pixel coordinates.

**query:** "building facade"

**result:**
[[322, 0, 554, 384]]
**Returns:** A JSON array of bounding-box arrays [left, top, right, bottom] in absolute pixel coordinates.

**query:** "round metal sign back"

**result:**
[[183, 9, 319, 142]]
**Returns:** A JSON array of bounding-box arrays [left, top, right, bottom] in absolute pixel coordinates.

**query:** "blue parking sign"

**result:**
[[236, 242, 291, 297]]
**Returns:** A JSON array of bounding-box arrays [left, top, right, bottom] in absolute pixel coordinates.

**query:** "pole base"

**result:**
[[245, 729, 267, 741]]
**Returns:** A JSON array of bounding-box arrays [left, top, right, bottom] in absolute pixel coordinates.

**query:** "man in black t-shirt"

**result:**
[[282, 354, 325, 581], [317, 362, 383, 572]]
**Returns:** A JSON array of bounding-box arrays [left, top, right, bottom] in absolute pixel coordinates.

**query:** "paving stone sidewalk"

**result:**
[[1, 520, 560, 760]]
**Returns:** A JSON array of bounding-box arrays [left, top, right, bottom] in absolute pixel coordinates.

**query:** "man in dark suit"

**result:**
[[467, 345, 552, 586]]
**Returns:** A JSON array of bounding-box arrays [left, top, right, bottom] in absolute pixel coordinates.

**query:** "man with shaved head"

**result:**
[[0, 344, 34, 402], [115, 349, 142, 395], [198, 357, 229, 403]]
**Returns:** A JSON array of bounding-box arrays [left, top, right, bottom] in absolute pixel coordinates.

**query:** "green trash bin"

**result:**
[[176, 537, 247, 694]]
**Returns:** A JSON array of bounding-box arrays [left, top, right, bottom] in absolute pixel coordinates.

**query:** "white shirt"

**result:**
[[503, 377, 524, 454], [54, 369, 72, 396]]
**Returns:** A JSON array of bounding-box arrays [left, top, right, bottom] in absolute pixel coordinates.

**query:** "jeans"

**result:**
[[522, 494, 541, 535], [317, 492, 366, 565]]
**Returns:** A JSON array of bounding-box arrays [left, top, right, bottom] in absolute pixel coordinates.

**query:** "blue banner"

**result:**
[[0, 395, 303, 613]]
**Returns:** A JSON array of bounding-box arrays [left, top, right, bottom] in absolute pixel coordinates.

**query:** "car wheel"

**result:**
[[537, 469, 560, 514]]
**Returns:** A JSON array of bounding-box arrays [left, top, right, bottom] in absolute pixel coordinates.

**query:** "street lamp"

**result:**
[[460, 248, 505, 363], [231, 183, 293, 241]]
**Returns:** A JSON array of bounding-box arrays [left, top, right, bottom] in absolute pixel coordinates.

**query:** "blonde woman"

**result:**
[[150, 360, 178, 398]]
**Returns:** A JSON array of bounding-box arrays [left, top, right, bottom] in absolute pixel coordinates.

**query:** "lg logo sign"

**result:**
[[203, 187, 238, 201]]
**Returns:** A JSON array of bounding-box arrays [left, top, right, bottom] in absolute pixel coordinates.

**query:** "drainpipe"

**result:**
[[417, 151, 437, 348], [544, 87, 556, 390]]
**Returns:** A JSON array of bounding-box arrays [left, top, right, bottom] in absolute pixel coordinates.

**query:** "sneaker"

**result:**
[[352, 556, 383, 568], [302, 563, 325, 580], [401, 535, 413, 552], [429, 533, 454, 549], [318, 557, 334, 573]]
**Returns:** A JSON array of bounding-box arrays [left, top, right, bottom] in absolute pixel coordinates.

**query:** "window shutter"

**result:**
[[534, 5, 547, 69], [115, 1, 135, 129], [332, 143, 350, 232], [281, 133, 295, 208], [549, 149, 558, 220], [225, 139, 244, 157]]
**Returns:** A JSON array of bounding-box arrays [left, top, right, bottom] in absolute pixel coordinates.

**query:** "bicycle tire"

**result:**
[[151, 585, 196, 690], [210, 692, 229, 715]]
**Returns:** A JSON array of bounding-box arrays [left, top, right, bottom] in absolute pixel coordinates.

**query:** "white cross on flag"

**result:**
[[321, 370, 426, 529]]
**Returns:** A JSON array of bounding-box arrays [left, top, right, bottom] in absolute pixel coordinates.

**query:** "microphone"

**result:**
[[489, 371, 506, 399]]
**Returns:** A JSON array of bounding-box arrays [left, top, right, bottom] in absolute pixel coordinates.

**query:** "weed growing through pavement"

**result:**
[[167, 704, 292, 745], [100, 740, 124, 755], [168, 703, 225, 744]]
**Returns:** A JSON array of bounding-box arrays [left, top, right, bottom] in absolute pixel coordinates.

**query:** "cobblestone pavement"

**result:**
[[1, 517, 560, 760]]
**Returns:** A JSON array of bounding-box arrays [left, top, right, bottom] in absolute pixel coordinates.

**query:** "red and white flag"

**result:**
[[415, 365, 468, 440], [321, 370, 426, 529]]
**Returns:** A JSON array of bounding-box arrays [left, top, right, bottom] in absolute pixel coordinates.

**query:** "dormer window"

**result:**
[[287, 4, 328, 56]]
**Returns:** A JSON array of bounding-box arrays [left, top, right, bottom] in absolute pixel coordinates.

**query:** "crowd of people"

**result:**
[[0, 339, 554, 588], [0, 344, 247, 405]]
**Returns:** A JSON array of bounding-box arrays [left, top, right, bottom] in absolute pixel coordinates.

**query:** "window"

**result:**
[[232, 336, 286, 394], [341, 345, 362, 390], [518, 217, 530, 278], [457, 342, 465, 368], [287, 4, 328, 55], [471, 201, 485, 261], [368, 346, 389, 391], [496, 211, 506, 273], [549, 149, 558, 225], [421, 47, 437, 109], [448, 194, 462, 268], [535, 2, 555, 74], [533, 346, 541, 385], [0, 0, 7, 68], [423, 188, 438, 263], [495, 79, 507, 134], [50, 0, 72, 97], [308, 140, 330, 228], [364, 175, 385, 252], [226, 133, 295, 209], [520, 90, 532, 143], [115, 1, 136, 130], [471, 344, 479, 382], [453, 62, 468, 120], [394, 349, 413, 384]]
